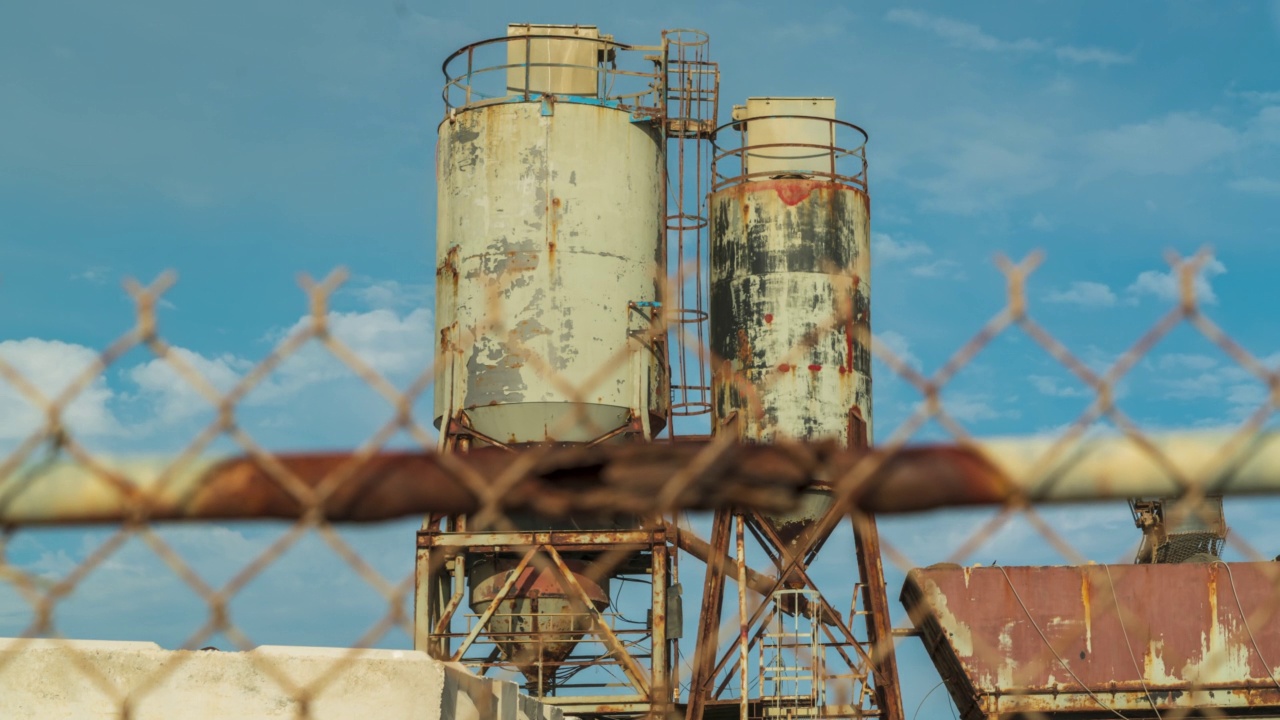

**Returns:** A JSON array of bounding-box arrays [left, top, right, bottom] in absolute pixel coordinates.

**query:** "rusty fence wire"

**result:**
[[0, 249, 1278, 719]]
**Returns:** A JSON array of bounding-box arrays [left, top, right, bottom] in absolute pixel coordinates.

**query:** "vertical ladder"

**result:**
[[761, 589, 825, 719]]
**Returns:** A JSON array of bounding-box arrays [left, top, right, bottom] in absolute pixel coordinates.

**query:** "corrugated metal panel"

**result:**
[[902, 563, 1280, 718], [435, 101, 667, 444]]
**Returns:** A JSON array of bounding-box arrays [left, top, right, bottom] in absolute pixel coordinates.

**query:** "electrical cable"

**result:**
[[609, 580, 650, 626], [910, 679, 947, 720], [997, 566, 1132, 720], [1217, 561, 1280, 693], [1103, 565, 1163, 719]]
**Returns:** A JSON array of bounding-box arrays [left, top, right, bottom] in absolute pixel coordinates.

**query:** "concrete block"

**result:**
[[0, 638, 561, 720]]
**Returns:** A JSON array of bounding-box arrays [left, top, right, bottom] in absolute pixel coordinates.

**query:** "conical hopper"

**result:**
[[762, 486, 836, 568], [469, 559, 609, 694]]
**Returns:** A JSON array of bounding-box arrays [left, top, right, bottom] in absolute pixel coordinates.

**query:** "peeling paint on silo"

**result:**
[[710, 178, 872, 445], [434, 101, 668, 443], [709, 176, 871, 547]]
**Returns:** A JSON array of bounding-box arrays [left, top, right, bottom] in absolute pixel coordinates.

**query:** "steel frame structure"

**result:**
[[416, 28, 721, 720], [415, 522, 675, 718], [683, 503, 904, 720]]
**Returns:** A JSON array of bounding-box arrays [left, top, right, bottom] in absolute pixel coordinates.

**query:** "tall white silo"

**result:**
[[434, 24, 669, 447]]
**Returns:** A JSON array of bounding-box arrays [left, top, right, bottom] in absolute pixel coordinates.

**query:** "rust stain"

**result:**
[[1080, 570, 1092, 655], [548, 196, 560, 271], [844, 315, 856, 373], [764, 313, 773, 324], [743, 178, 825, 206], [808, 363, 822, 372], [438, 245, 461, 294], [904, 563, 1280, 716], [736, 328, 753, 370]]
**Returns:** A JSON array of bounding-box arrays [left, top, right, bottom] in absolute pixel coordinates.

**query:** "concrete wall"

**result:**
[[0, 638, 563, 720]]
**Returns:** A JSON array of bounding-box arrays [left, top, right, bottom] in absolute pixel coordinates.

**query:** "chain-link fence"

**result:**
[[1, 250, 1278, 719]]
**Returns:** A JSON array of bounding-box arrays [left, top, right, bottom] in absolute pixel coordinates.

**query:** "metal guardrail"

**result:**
[[441, 33, 663, 112], [711, 115, 870, 192]]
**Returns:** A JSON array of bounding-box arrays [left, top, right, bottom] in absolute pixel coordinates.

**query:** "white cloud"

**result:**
[[0, 285, 434, 449], [71, 266, 111, 284], [909, 259, 965, 279], [1228, 88, 1280, 105], [872, 232, 931, 262], [1044, 281, 1117, 308], [1029, 375, 1089, 398], [886, 9, 1042, 53], [1079, 344, 1125, 376], [0, 339, 119, 440], [1054, 45, 1132, 67], [768, 5, 855, 42], [1148, 351, 1279, 421], [1125, 256, 1227, 305], [347, 278, 432, 310], [1225, 383, 1268, 409], [1160, 367, 1257, 403], [3, 521, 419, 648], [1156, 353, 1220, 372], [1044, 76, 1076, 97], [873, 331, 922, 371], [1230, 176, 1280, 196], [128, 349, 252, 424], [1247, 106, 1280, 145], [886, 9, 1130, 66], [264, 307, 434, 392], [937, 392, 1020, 423], [1030, 213, 1053, 231], [1085, 113, 1240, 176], [910, 112, 1058, 214]]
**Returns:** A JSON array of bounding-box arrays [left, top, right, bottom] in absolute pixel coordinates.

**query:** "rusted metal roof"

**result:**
[[902, 563, 1280, 718]]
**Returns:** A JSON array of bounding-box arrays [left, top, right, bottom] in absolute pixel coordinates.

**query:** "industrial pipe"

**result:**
[[1, 431, 1278, 525]]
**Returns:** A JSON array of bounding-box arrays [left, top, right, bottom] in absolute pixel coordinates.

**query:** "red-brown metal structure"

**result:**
[[903, 562, 1280, 719], [681, 98, 903, 720]]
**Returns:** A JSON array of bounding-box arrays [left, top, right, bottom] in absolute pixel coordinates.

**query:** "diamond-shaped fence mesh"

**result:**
[[1, 249, 1278, 720]]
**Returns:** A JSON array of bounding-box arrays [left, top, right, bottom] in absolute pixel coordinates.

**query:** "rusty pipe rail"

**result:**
[[2, 431, 1279, 525]]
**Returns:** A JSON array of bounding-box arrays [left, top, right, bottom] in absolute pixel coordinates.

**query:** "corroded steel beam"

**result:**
[[3, 431, 1280, 524]]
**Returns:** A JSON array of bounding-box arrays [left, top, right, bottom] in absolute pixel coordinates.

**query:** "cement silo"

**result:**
[[433, 24, 669, 447], [709, 97, 872, 546], [421, 24, 688, 711]]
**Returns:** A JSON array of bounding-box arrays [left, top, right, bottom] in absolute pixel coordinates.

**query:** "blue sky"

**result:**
[[2, 0, 1280, 715]]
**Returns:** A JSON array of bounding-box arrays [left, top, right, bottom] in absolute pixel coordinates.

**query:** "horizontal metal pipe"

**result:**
[[1, 431, 1278, 525]]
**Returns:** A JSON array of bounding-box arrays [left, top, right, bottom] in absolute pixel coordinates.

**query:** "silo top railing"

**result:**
[[441, 34, 664, 115], [710, 115, 869, 193]]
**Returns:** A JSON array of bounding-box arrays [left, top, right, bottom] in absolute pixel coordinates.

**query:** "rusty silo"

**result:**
[[709, 97, 872, 547], [418, 24, 721, 717], [433, 23, 668, 446], [685, 98, 903, 720]]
